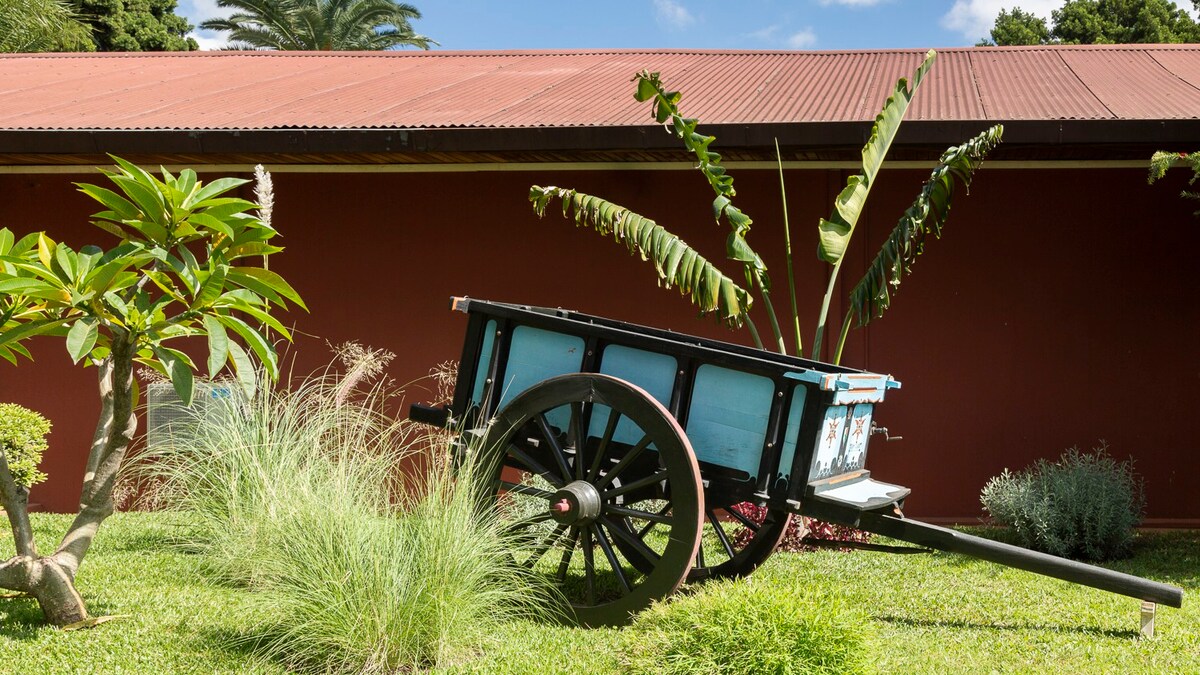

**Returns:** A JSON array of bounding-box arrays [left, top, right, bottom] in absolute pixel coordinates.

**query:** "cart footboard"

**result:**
[[857, 511, 1184, 608]]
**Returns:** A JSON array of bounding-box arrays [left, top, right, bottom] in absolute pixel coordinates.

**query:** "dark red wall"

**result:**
[[2, 165, 1196, 524]]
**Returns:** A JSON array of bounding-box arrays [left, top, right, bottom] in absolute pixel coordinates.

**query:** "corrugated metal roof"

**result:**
[[1, 45, 1198, 132]]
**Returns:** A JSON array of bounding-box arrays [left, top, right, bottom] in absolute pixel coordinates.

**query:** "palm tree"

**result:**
[[200, 0, 436, 50], [0, 0, 94, 52]]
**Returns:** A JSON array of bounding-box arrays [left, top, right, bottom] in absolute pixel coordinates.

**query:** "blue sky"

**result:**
[[176, 0, 1058, 51], [175, 0, 1190, 51]]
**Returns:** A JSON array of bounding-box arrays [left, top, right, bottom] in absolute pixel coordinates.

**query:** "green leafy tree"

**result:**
[[0, 158, 303, 626], [532, 51, 1003, 364], [985, 1, 1200, 45], [0, 0, 96, 52], [978, 8, 1052, 45], [72, 0, 197, 51], [1149, 149, 1200, 213], [200, 0, 436, 50]]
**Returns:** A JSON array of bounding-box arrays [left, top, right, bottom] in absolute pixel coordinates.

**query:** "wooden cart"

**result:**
[[411, 298, 1183, 627]]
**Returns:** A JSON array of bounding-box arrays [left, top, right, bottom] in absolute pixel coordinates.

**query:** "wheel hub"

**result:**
[[549, 480, 603, 525]]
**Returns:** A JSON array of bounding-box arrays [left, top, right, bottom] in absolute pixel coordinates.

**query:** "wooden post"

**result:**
[[1140, 601, 1156, 639]]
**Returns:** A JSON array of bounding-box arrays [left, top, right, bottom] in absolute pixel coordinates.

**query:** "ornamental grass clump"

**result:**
[[140, 357, 556, 673], [619, 578, 869, 675], [980, 444, 1145, 562]]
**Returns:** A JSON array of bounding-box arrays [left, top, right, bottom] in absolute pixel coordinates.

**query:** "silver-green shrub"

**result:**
[[0, 402, 50, 489], [980, 444, 1145, 561]]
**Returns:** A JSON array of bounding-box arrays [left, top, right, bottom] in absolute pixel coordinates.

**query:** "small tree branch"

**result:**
[[0, 556, 34, 593], [0, 451, 37, 559], [55, 334, 137, 577]]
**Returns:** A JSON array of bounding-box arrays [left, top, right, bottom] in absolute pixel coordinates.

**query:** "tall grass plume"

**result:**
[[136, 354, 556, 672]]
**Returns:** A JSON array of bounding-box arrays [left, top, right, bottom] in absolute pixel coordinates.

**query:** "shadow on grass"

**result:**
[[877, 614, 1140, 640], [0, 596, 51, 641]]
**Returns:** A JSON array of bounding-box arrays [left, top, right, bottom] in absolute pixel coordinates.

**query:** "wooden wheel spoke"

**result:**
[[637, 503, 671, 538], [556, 527, 579, 582], [587, 409, 622, 481], [600, 516, 661, 568], [582, 526, 596, 606], [568, 402, 587, 480], [604, 469, 669, 500], [524, 523, 568, 569], [605, 503, 674, 525], [535, 413, 574, 481], [594, 434, 652, 490], [724, 505, 760, 532], [708, 509, 737, 559], [503, 510, 552, 537], [592, 524, 632, 596], [507, 445, 565, 488], [498, 480, 554, 500]]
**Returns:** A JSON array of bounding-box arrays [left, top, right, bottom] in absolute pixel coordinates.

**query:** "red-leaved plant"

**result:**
[[730, 503, 871, 553]]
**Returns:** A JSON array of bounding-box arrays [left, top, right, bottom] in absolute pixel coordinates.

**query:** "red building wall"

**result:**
[[1, 164, 1196, 524]]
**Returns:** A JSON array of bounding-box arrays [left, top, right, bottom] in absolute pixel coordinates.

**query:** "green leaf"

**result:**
[[191, 263, 229, 310], [203, 314, 228, 378], [225, 340, 256, 398], [848, 124, 1003, 327], [0, 317, 71, 349], [217, 315, 278, 380], [0, 278, 50, 295], [65, 317, 98, 364], [0, 229, 13, 255], [184, 177, 250, 210], [186, 212, 235, 240], [818, 50, 936, 264], [110, 175, 167, 229], [530, 186, 750, 326], [153, 345, 195, 406], [75, 184, 139, 221], [226, 268, 306, 310]]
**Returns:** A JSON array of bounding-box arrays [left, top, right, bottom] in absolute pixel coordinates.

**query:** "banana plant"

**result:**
[[530, 50, 1002, 366], [0, 157, 303, 627], [530, 185, 754, 331]]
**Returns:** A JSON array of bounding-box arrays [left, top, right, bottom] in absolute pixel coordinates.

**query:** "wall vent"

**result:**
[[146, 382, 238, 451]]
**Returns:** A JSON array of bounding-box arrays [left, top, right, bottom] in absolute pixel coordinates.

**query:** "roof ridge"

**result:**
[[4, 44, 1199, 61]]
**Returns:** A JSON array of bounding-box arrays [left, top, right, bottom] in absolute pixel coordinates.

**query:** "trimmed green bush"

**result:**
[[0, 402, 50, 489], [980, 444, 1145, 561], [619, 578, 869, 675]]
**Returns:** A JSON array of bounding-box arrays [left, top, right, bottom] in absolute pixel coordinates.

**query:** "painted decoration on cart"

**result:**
[[843, 404, 874, 472], [809, 404, 875, 480]]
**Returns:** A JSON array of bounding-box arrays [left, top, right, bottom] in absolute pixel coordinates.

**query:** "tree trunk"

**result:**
[[0, 333, 137, 626]]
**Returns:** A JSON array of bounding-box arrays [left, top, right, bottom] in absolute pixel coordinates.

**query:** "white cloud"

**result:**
[[941, 0, 1062, 41], [818, 0, 885, 6], [176, 0, 234, 50], [653, 0, 696, 30], [787, 28, 818, 49], [745, 25, 780, 43]]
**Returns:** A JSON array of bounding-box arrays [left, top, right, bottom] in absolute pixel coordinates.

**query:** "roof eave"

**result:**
[[2, 119, 1197, 164]]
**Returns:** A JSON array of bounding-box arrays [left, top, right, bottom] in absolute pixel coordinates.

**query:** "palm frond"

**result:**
[[848, 124, 1004, 326], [530, 186, 751, 327]]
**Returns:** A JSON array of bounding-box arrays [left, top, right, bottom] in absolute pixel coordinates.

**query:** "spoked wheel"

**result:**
[[689, 504, 793, 581], [479, 373, 704, 627]]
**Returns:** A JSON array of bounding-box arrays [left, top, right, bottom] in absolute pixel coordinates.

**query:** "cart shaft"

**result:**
[[857, 511, 1184, 608]]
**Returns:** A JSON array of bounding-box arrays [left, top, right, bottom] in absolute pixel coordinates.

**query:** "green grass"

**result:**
[[3, 515, 1196, 673], [0, 512, 284, 674]]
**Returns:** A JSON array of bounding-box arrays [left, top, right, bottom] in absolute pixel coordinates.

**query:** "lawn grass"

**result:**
[[3, 514, 1196, 673]]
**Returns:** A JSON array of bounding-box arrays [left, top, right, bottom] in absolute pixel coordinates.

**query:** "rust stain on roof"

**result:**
[[1, 46, 1197, 132]]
